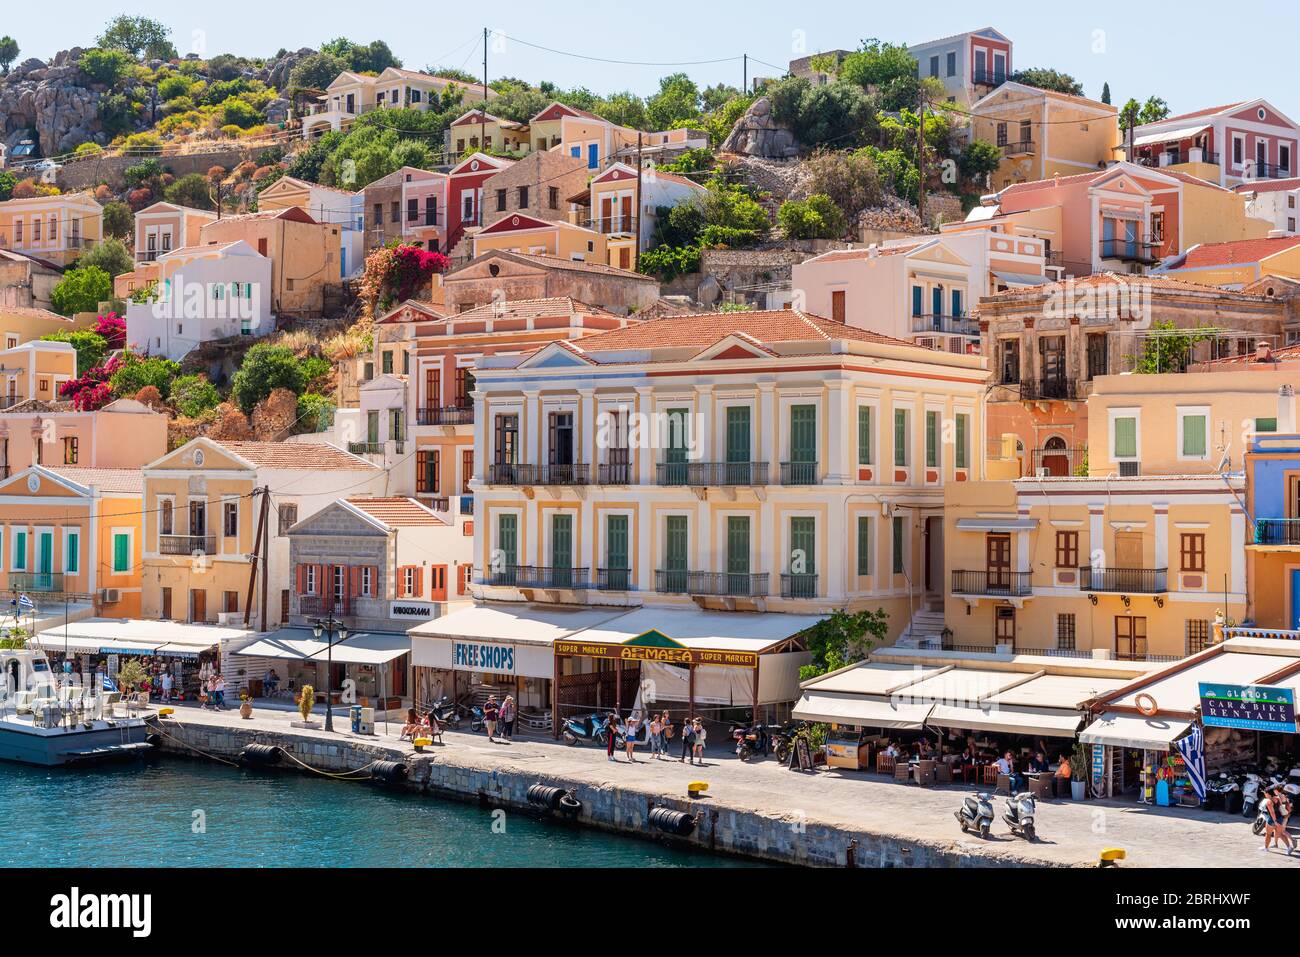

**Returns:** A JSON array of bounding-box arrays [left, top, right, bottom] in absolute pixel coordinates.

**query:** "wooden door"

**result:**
[[190, 589, 206, 623], [985, 533, 1011, 589], [600, 196, 613, 233], [1115, 531, 1143, 568], [831, 290, 845, 323], [1115, 616, 1147, 660], [161, 587, 172, 620], [619, 195, 632, 231], [430, 565, 448, 601], [995, 605, 1016, 644], [618, 247, 630, 269]]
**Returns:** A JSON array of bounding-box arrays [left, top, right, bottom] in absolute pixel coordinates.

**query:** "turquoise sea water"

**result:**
[[1, 758, 758, 867]]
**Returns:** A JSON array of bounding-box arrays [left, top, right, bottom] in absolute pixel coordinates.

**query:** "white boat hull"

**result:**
[[0, 718, 152, 766]]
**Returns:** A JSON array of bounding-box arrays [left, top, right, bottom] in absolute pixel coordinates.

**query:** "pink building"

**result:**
[[444, 153, 515, 260], [1132, 99, 1299, 188]]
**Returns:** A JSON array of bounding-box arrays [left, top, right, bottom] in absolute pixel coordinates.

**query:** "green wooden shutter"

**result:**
[[367, 411, 379, 444], [857, 516, 871, 575], [925, 410, 939, 468], [789, 405, 816, 461], [664, 515, 688, 592], [67, 532, 79, 574], [894, 409, 908, 466], [892, 516, 905, 574], [39, 532, 52, 575], [497, 513, 517, 572], [726, 406, 751, 463], [113, 533, 129, 572], [606, 515, 628, 569], [551, 515, 572, 568], [790, 517, 816, 574], [664, 408, 689, 484], [956, 414, 969, 469], [1182, 414, 1207, 457], [857, 406, 873, 465], [727, 516, 750, 595], [1114, 416, 1137, 458], [15, 532, 25, 570]]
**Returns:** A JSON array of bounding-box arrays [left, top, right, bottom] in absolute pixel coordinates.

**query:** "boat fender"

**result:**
[[558, 790, 582, 816], [370, 760, 409, 783], [145, 733, 162, 748], [238, 743, 284, 766], [526, 783, 565, 809], [648, 806, 697, 836]]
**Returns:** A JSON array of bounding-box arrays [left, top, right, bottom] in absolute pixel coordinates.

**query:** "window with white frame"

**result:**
[[12, 528, 27, 571], [1177, 406, 1210, 461], [360, 566, 374, 597], [63, 527, 79, 574], [305, 565, 318, 595], [1109, 408, 1140, 462]]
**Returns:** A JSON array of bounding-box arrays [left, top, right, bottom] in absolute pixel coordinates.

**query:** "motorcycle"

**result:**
[[561, 713, 625, 748], [729, 722, 770, 761], [467, 704, 486, 733], [427, 696, 460, 728], [955, 792, 995, 839], [770, 722, 801, 764], [1002, 791, 1037, 841]]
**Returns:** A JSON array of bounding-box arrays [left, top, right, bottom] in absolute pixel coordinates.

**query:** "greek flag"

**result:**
[[101, 675, 117, 693], [17, 594, 34, 611], [1174, 725, 1206, 802]]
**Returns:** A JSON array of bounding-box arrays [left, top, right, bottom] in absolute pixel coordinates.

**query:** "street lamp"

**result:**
[[311, 614, 348, 732]]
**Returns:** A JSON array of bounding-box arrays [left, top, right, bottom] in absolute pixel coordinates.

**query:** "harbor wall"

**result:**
[[151, 720, 1035, 868]]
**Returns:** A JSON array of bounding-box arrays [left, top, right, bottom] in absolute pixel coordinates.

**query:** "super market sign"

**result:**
[[453, 641, 515, 675]]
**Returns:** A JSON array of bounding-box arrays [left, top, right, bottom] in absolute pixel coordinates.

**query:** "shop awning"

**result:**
[[992, 271, 1050, 288], [793, 692, 932, 729], [1132, 124, 1210, 148], [234, 628, 409, 666], [566, 606, 825, 653], [955, 517, 1038, 532], [408, 603, 627, 650], [928, 703, 1084, 738], [1079, 712, 1193, 750]]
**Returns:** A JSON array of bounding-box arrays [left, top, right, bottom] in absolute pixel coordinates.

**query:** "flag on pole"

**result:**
[[17, 594, 34, 612], [1174, 726, 1206, 802]]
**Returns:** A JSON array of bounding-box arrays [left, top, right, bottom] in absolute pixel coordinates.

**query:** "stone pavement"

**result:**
[[158, 701, 1297, 868]]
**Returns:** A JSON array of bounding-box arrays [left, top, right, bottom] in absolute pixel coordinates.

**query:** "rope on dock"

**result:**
[[147, 718, 242, 768], [279, 749, 383, 780]]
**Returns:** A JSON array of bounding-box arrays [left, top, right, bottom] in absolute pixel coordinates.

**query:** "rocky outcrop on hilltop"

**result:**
[[720, 97, 798, 159], [0, 48, 103, 155], [264, 49, 317, 92]]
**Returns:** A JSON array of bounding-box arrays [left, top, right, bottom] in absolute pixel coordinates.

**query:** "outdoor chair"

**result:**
[[893, 762, 911, 783], [876, 753, 896, 775], [12, 691, 34, 714], [996, 773, 1012, 796], [982, 764, 999, 786], [935, 763, 953, 783]]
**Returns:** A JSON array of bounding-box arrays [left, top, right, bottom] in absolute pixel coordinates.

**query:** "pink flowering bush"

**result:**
[[60, 355, 123, 411], [359, 243, 451, 316], [94, 312, 127, 350]]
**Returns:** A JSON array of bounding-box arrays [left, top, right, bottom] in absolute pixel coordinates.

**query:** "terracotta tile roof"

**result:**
[[0, 305, 74, 321], [810, 242, 929, 263], [1157, 103, 1245, 124], [207, 207, 317, 225], [1168, 236, 1300, 270], [376, 300, 452, 324], [1235, 177, 1300, 194], [983, 271, 1260, 300], [452, 297, 619, 322], [345, 496, 444, 526], [1203, 343, 1300, 366], [450, 250, 658, 282], [47, 467, 144, 494], [213, 441, 380, 471], [566, 309, 920, 355]]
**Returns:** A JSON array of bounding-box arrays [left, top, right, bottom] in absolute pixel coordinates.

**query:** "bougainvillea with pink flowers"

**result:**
[[94, 312, 127, 350], [358, 243, 450, 317], [59, 355, 123, 411]]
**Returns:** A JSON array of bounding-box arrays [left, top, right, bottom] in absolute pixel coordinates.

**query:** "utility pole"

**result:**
[[743, 54, 747, 95], [917, 86, 926, 229], [481, 27, 488, 156], [634, 132, 643, 267], [243, 487, 269, 628]]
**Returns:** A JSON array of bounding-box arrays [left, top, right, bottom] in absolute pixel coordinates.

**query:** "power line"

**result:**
[[498, 33, 745, 68]]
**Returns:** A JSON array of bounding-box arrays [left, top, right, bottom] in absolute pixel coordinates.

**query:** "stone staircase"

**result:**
[[897, 599, 946, 647]]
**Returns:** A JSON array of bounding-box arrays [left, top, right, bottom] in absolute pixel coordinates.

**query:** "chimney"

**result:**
[[1256, 341, 1273, 363], [1279, 384, 1296, 433]]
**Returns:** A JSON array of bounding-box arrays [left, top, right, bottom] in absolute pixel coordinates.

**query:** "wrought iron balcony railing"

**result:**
[[1019, 378, 1078, 402], [780, 461, 818, 486], [1078, 566, 1168, 593], [1029, 447, 1087, 476], [655, 461, 769, 486], [999, 139, 1034, 155], [780, 573, 818, 599], [159, 534, 216, 556], [348, 441, 384, 455], [597, 461, 636, 485], [1098, 239, 1162, 264], [486, 463, 591, 486], [951, 570, 1033, 597], [595, 567, 634, 591], [972, 69, 1007, 87], [417, 405, 474, 426], [665, 571, 769, 597], [1254, 518, 1300, 546], [10, 572, 64, 593], [910, 314, 979, 336]]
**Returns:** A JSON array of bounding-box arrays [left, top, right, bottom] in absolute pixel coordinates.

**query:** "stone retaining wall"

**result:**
[[152, 720, 1028, 868]]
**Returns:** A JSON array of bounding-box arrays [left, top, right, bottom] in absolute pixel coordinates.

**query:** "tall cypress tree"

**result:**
[[1101, 82, 1111, 105]]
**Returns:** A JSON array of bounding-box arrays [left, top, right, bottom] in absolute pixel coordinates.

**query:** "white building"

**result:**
[[124, 240, 274, 361], [1237, 177, 1300, 235], [908, 27, 1013, 106]]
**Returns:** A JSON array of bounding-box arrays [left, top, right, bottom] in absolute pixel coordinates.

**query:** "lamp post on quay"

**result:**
[[310, 613, 348, 732]]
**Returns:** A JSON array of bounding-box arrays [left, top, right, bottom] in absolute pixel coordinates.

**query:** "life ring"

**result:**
[[1135, 693, 1158, 716]]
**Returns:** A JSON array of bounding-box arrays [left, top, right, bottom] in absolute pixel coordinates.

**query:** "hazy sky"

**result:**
[[5, 1, 1297, 118]]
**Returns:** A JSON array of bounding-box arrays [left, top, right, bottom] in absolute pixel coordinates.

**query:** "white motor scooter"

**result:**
[[955, 792, 995, 839], [1003, 791, 1037, 840]]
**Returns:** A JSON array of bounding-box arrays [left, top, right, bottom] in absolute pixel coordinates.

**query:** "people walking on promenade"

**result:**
[[691, 718, 707, 765], [679, 714, 695, 762], [160, 670, 173, 703], [500, 695, 516, 742], [624, 715, 639, 761], [484, 695, 499, 742], [606, 711, 618, 762], [658, 711, 670, 753], [648, 713, 663, 759], [213, 673, 227, 710]]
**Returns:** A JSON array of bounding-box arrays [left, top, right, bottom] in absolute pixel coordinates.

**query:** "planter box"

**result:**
[[291, 720, 321, 729]]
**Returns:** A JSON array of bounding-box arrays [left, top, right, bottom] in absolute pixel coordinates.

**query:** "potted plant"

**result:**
[[1070, 743, 1090, 801], [239, 691, 253, 720], [294, 684, 317, 728]]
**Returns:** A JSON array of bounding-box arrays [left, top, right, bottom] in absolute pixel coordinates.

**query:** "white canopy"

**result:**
[[793, 692, 933, 728], [569, 606, 825, 652], [407, 603, 626, 648], [235, 628, 409, 666], [991, 271, 1050, 289], [928, 703, 1084, 738], [1079, 712, 1192, 750], [1132, 124, 1210, 148], [31, 617, 247, 658]]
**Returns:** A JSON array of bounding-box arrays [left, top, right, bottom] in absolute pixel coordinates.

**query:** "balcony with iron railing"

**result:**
[[655, 569, 769, 597], [780, 573, 818, 599], [10, 572, 64, 593], [486, 463, 591, 486], [597, 461, 636, 485], [595, 567, 634, 591], [1098, 239, 1162, 264], [1078, 566, 1168, 594], [1018, 378, 1078, 402], [999, 139, 1034, 156], [951, 569, 1033, 597], [348, 441, 384, 455], [416, 405, 474, 426], [137, 250, 161, 262], [972, 69, 1007, 87], [159, 534, 217, 556], [910, 314, 979, 337], [519, 565, 590, 590], [655, 461, 769, 487], [780, 461, 819, 486], [1249, 160, 1292, 180], [1253, 518, 1300, 546]]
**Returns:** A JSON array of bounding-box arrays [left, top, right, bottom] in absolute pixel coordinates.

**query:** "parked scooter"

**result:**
[[1002, 791, 1037, 840], [1252, 795, 1272, 837], [467, 704, 486, 733], [770, 721, 800, 764], [955, 792, 995, 839], [427, 696, 459, 727], [729, 722, 770, 761], [561, 713, 624, 748]]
